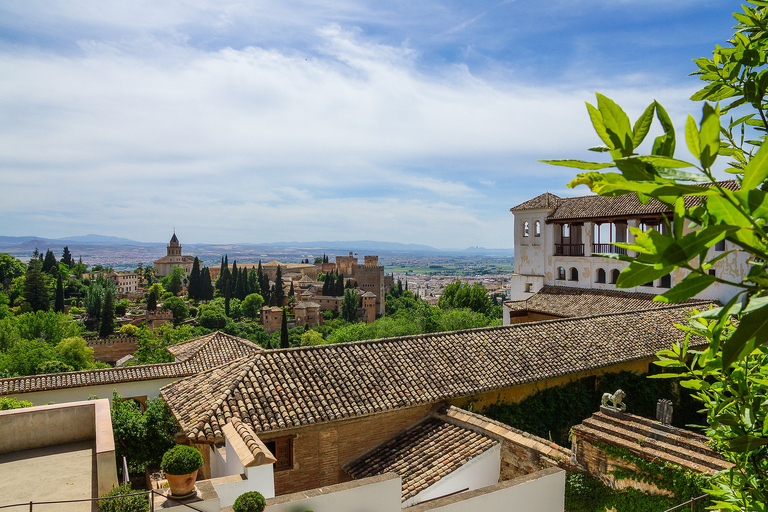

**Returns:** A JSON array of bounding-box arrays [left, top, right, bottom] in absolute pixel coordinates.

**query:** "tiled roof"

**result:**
[[161, 304, 711, 442], [506, 286, 713, 318], [539, 180, 739, 222], [510, 192, 562, 211], [344, 416, 498, 501], [224, 417, 277, 467], [572, 409, 732, 475], [0, 332, 262, 396]]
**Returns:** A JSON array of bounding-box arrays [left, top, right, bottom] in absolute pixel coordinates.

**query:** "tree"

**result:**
[[335, 273, 345, 297], [42, 249, 57, 275], [22, 259, 51, 312], [55, 336, 95, 370], [274, 265, 285, 306], [438, 280, 496, 317], [341, 289, 358, 323], [197, 303, 228, 329], [231, 261, 239, 299], [162, 296, 189, 326], [216, 255, 230, 296], [200, 267, 214, 301], [224, 280, 232, 316], [241, 293, 264, 321], [54, 273, 65, 312], [280, 309, 289, 349], [247, 269, 258, 296], [188, 257, 201, 301], [146, 287, 157, 312], [288, 281, 295, 298], [99, 288, 115, 337], [0, 253, 25, 290], [60, 246, 74, 268], [544, 5, 768, 506], [300, 330, 325, 346], [163, 267, 184, 296]]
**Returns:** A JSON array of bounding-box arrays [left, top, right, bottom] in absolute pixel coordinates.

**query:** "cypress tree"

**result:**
[[248, 269, 258, 296], [258, 261, 270, 298], [224, 280, 231, 317], [289, 281, 295, 298], [236, 266, 248, 300], [99, 289, 115, 337], [61, 246, 74, 268], [231, 261, 238, 299], [189, 257, 201, 300], [280, 309, 289, 349], [269, 284, 277, 306], [200, 267, 214, 301], [23, 259, 51, 312], [274, 266, 285, 306], [42, 249, 57, 274], [335, 273, 345, 297], [54, 273, 65, 312], [147, 288, 157, 311]]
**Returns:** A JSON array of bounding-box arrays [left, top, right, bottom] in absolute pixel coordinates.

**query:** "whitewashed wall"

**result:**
[[6, 377, 179, 406], [265, 474, 402, 512]]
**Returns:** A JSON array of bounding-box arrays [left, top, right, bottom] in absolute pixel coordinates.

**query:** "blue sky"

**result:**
[[0, 0, 739, 249]]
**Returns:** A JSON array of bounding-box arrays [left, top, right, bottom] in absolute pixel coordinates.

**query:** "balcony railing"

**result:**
[[592, 243, 628, 255], [554, 243, 584, 256]]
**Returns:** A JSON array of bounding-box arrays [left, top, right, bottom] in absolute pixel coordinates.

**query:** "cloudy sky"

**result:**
[[0, 1, 738, 249]]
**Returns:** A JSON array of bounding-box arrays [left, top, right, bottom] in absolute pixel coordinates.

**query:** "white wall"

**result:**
[[209, 437, 276, 507], [405, 444, 501, 507], [265, 474, 402, 512], [6, 377, 179, 406]]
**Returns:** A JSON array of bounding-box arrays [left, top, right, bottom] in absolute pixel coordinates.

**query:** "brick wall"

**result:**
[[86, 336, 139, 363], [263, 403, 434, 496]]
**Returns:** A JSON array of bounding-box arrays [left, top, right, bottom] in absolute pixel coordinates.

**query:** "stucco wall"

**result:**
[[263, 473, 402, 512], [6, 377, 180, 406]]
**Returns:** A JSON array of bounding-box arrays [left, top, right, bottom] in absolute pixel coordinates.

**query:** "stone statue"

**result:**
[[656, 398, 673, 425], [601, 389, 626, 412]]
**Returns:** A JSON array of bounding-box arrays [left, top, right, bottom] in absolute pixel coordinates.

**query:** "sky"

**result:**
[[0, 0, 741, 249]]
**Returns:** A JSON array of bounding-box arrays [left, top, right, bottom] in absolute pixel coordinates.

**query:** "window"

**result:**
[[659, 274, 672, 289], [641, 281, 654, 287], [523, 221, 530, 237], [563, 224, 570, 238], [570, 267, 579, 281], [534, 221, 541, 237], [610, 269, 620, 284], [715, 239, 726, 251], [265, 436, 294, 471], [557, 267, 566, 280], [525, 283, 533, 293], [596, 268, 606, 284]]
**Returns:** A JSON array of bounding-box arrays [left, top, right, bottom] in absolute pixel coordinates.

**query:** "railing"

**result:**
[[662, 494, 709, 512], [554, 243, 584, 256], [592, 243, 628, 255], [0, 489, 208, 512]]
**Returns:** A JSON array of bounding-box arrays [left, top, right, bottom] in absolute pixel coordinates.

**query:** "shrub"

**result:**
[[232, 491, 266, 512], [0, 397, 33, 410], [99, 482, 149, 512], [160, 445, 204, 475], [119, 324, 138, 335]]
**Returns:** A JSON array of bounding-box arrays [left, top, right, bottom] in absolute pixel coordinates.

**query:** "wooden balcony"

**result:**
[[592, 243, 628, 255], [554, 243, 584, 256]]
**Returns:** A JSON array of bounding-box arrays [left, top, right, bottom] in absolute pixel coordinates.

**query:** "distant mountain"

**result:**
[[259, 240, 442, 253], [55, 234, 150, 245]]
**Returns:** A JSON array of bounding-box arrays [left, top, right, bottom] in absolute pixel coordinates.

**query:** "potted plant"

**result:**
[[232, 491, 266, 512], [160, 445, 204, 497]]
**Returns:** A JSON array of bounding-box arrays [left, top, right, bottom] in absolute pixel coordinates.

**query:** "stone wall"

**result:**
[[86, 335, 139, 363]]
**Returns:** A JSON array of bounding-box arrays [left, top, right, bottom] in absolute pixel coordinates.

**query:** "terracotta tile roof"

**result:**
[[344, 416, 498, 501], [161, 305, 711, 442], [224, 417, 277, 467], [538, 180, 739, 222], [572, 409, 732, 475], [0, 332, 262, 396], [510, 192, 562, 211], [505, 285, 713, 318]]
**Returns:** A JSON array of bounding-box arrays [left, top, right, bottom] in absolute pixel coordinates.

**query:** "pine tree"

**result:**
[[99, 289, 115, 337], [274, 265, 285, 306], [23, 259, 51, 312], [280, 309, 289, 349], [42, 249, 57, 274], [188, 257, 201, 300], [61, 246, 74, 268], [54, 273, 65, 312], [200, 267, 214, 301]]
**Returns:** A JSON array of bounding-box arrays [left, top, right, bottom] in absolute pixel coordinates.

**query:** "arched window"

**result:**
[[523, 221, 530, 237], [570, 267, 579, 281], [596, 268, 606, 284], [659, 274, 672, 288], [534, 221, 541, 237], [610, 269, 620, 284], [557, 267, 566, 280]]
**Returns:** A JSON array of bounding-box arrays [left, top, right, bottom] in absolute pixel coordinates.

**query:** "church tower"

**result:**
[[167, 232, 182, 259]]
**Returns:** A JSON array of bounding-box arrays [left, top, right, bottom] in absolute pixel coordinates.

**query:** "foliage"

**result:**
[[0, 253, 25, 290], [341, 289, 358, 322], [120, 324, 138, 335], [162, 267, 186, 296], [35, 359, 75, 374], [232, 491, 266, 512], [0, 338, 58, 376], [438, 280, 500, 318], [98, 482, 149, 512], [111, 391, 178, 474], [222, 320, 269, 346], [160, 445, 204, 475], [280, 309, 289, 349], [131, 324, 210, 365], [300, 329, 325, 346], [23, 258, 51, 312], [55, 336, 95, 370], [0, 396, 33, 410], [565, 471, 675, 512], [162, 296, 189, 326], [241, 293, 264, 321], [481, 371, 703, 447], [197, 303, 228, 330], [84, 275, 116, 321], [99, 288, 116, 337], [54, 273, 64, 312]]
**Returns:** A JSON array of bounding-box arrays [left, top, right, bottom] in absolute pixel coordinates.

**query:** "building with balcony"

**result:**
[[506, 183, 749, 309]]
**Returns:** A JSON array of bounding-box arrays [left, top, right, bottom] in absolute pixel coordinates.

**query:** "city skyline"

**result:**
[[0, 0, 737, 249]]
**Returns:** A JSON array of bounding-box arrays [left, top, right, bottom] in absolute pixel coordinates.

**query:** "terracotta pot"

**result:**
[[165, 469, 198, 497]]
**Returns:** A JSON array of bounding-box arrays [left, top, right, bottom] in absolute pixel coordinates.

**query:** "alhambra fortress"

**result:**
[[0, 183, 745, 512]]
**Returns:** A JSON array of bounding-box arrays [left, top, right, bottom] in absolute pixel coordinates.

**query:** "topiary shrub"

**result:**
[[232, 491, 266, 512], [160, 445, 204, 475], [99, 482, 149, 512]]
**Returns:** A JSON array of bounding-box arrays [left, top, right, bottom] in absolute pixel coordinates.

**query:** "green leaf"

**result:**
[[637, 156, 695, 168], [725, 435, 768, 453], [632, 102, 655, 149], [652, 102, 676, 157], [539, 160, 614, 170], [685, 114, 701, 160], [673, 197, 684, 239], [597, 93, 633, 155], [733, 189, 768, 218], [722, 302, 768, 367], [679, 379, 710, 391], [742, 140, 768, 189], [699, 103, 721, 168], [586, 102, 615, 150], [655, 273, 716, 303], [616, 261, 674, 289], [707, 194, 750, 226]]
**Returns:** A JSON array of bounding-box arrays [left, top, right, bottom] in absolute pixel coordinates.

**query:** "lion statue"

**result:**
[[601, 389, 626, 411]]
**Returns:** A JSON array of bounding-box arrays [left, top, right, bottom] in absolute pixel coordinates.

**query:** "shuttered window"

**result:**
[[265, 437, 294, 471]]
